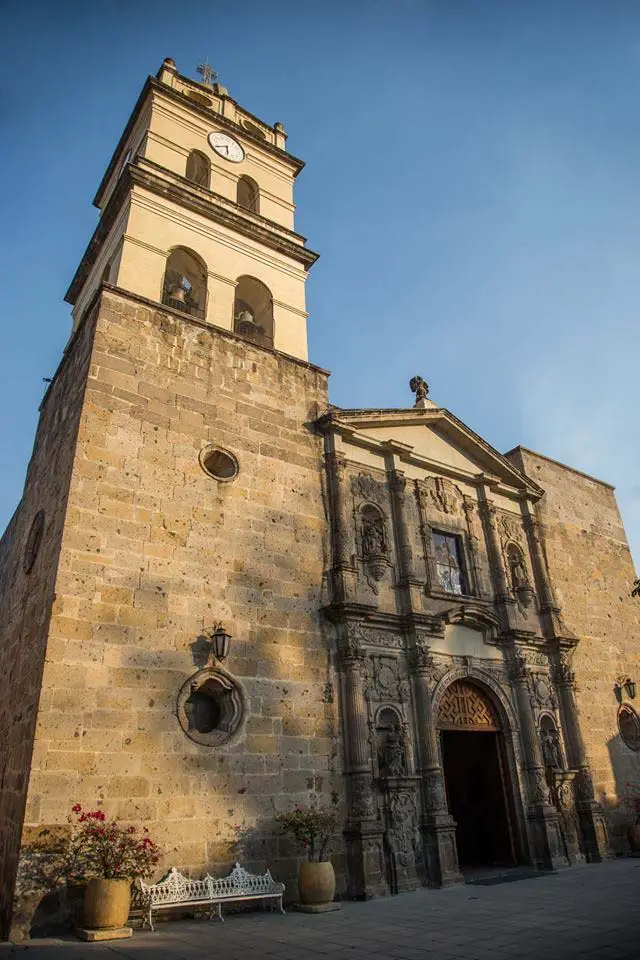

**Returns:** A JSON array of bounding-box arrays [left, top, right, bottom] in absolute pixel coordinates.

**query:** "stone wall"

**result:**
[[14, 288, 340, 931], [0, 307, 97, 939], [506, 447, 640, 850]]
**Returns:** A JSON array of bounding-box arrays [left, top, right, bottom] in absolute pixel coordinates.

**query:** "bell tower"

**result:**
[[66, 57, 318, 360], [0, 59, 334, 940]]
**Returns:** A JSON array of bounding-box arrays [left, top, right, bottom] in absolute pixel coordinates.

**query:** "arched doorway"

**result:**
[[438, 679, 518, 869]]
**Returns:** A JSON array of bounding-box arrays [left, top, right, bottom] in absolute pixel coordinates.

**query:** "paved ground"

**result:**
[[2, 858, 639, 960]]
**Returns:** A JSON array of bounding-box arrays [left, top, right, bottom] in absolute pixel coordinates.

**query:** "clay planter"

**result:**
[[83, 879, 131, 930], [628, 823, 640, 854], [298, 861, 336, 905]]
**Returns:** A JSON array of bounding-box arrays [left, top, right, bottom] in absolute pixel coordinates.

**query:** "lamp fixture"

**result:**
[[615, 675, 637, 702], [210, 622, 232, 662]]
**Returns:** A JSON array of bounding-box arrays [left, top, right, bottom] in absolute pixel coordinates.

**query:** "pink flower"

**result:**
[[72, 804, 82, 813], [127, 826, 136, 834]]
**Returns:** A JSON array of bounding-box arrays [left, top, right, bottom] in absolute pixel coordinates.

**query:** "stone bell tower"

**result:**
[[0, 59, 336, 939]]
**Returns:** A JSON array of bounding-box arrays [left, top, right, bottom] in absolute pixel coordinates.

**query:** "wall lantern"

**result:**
[[615, 676, 637, 703], [210, 623, 232, 662]]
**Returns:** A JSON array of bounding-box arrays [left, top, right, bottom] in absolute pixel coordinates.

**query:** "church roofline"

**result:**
[[93, 73, 305, 209], [316, 406, 544, 496], [504, 445, 616, 491]]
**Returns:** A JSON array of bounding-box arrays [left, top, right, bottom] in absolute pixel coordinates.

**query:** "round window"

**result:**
[[199, 446, 239, 482], [177, 668, 246, 747], [618, 704, 640, 752], [23, 510, 45, 574]]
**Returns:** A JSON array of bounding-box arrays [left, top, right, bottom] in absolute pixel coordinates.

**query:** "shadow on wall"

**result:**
[[604, 731, 640, 853]]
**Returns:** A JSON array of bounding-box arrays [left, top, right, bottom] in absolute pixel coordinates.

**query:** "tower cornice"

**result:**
[[67, 161, 319, 305]]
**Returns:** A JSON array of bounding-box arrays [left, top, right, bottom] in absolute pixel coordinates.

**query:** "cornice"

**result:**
[[67, 161, 319, 305], [316, 406, 543, 498]]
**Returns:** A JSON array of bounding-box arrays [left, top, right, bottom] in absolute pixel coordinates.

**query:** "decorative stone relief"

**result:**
[[358, 503, 390, 589], [351, 471, 387, 505], [387, 792, 419, 868], [365, 656, 410, 703], [378, 722, 408, 778], [423, 477, 462, 516], [349, 773, 376, 819], [353, 625, 403, 650], [531, 675, 556, 712]]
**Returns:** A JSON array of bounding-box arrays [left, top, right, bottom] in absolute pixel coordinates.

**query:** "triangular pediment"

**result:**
[[317, 407, 542, 496]]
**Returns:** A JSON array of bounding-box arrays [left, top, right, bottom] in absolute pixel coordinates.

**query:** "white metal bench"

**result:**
[[136, 863, 286, 931]]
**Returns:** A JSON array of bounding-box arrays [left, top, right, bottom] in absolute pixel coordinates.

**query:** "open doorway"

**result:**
[[438, 679, 519, 870], [441, 729, 516, 867]]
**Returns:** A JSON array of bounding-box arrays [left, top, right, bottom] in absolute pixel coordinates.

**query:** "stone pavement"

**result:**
[[2, 858, 639, 960]]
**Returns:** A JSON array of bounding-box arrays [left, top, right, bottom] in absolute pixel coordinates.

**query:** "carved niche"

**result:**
[[376, 706, 408, 778]]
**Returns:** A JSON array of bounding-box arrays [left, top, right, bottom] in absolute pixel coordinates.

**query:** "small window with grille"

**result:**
[[432, 530, 466, 596]]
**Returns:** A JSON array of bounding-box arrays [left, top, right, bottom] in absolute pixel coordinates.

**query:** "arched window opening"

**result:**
[[186, 150, 210, 188], [237, 175, 259, 214], [540, 715, 563, 769], [233, 276, 273, 348], [162, 247, 207, 320]]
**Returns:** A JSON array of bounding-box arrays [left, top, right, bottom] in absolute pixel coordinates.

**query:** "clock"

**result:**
[[208, 131, 245, 163]]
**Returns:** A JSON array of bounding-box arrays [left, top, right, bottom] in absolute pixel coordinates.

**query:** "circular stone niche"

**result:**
[[176, 668, 246, 747], [618, 704, 640, 752], [199, 446, 239, 482]]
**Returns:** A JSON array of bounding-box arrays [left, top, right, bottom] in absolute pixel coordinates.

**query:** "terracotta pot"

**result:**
[[628, 823, 640, 853], [298, 860, 336, 905], [83, 878, 131, 930]]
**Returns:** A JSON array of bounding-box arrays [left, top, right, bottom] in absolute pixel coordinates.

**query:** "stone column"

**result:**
[[338, 632, 386, 898], [510, 654, 566, 869], [552, 654, 610, 862], [409, 643, 463, 887], [522, 507, 562, 636], [479, 496, 510, 601], [326, 453, 357, 604], [388, 470, 423, 612]]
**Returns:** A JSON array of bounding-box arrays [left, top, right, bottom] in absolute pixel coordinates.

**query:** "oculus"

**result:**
[[176, 667, 246, 747], [618, 704, 640, 752], [200, 446, 239, 482]]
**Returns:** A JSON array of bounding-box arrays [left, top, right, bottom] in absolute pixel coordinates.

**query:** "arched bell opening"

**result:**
[[437, 678, 523, 871], [162, 246, 208, 320], [233, 275, 274, 348]]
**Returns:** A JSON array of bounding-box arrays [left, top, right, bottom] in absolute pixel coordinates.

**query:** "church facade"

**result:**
[[1, 59, 639, 938]]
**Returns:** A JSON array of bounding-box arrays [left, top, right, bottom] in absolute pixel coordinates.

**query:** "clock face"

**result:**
[[208, 131, 245, 163]]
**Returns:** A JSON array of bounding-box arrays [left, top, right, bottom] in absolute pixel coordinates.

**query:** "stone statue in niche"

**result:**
[[362, 510, 386, 557], [378, 722, 407, 778], [540, 718, 563, 770], [360, 504, 389, 586]]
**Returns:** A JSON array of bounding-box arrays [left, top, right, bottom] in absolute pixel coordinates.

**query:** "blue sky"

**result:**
[[1, 0, 639, 566]]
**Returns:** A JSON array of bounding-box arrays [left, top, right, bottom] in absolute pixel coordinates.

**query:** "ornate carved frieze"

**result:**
[[352, 624, 404, 650]]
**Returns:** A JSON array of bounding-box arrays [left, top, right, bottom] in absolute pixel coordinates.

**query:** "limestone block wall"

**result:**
[[507, 447, 640, 848], [16, 288, 341, 921], [0, 307, 97, 938]]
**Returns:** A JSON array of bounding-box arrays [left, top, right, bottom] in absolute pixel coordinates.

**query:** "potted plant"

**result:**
[[67, 805, 161, 934], [275, 805, 337, 906]]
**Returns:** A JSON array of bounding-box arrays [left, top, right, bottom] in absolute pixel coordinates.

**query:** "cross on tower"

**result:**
[[197, 59, 217, 87]]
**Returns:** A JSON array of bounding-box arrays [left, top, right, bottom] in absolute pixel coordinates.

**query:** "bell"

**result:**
[[170, 285, 187, 303]]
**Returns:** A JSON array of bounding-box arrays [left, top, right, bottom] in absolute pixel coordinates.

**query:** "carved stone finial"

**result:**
[[409, 376, 429, 407]]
